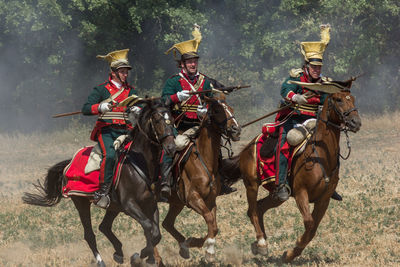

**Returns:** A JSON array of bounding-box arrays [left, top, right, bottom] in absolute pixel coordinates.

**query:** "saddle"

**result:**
[[256, 119, 316, 191], [62, 142, 132, 197]]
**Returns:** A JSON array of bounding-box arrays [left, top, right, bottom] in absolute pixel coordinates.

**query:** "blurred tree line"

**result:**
[[0, 0, 399, 132]]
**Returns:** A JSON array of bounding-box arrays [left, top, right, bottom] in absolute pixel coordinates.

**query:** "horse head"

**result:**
[[204, 93, 241, 141], [325, 90, 361, 133], [132, 99, 176, 156]]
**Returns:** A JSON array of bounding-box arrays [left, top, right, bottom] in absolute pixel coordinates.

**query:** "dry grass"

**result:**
[[0, 112, 399, 266]]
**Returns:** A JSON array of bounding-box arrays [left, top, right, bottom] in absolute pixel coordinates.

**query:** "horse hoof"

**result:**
[[130, 253, 141, 267], [113, 252, 124, 264], [205, 252, 215, 263], [282, 250, 294, 263], [145, 258, 156, 266], [179, 247, 190, 259], [251, 241, 268, 256], [97, 260, 106, 267]]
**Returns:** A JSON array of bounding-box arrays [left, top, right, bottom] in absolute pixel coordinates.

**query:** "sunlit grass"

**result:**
[[0, 112, 400, 266]]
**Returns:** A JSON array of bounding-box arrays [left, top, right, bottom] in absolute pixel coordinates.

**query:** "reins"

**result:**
[[310, 95, 356, 187]]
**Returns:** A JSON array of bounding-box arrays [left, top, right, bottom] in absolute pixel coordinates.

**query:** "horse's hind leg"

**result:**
[[161, 201, 188, 258], [99, 210, 124, 264], [243, 176, 269, 255], [283, 191, 330, 263], [71, 197, 105, 267]]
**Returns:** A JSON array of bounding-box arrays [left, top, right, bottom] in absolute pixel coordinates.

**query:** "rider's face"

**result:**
[[113, 68, 129, 83], [308, 64, 322, 80], [182, 58, 198, 75]]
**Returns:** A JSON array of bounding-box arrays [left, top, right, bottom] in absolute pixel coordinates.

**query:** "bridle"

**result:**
[[311, 91, 358, 187], [204, 99, 240, 157], [319, 91, 358, 132], [137, 107, 175, 146]]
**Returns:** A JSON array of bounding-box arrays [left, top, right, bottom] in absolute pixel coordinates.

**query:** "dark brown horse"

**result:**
[[221, 90, 361, 262], [161, 93, 241, 262], [23, 99, 175, 267]]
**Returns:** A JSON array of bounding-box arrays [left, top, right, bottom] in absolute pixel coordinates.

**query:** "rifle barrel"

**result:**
[[52, 111, 82, 118]]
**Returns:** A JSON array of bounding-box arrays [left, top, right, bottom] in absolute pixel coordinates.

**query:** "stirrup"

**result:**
[[273, 184, 291, 202], [95, 195, 110, 209]]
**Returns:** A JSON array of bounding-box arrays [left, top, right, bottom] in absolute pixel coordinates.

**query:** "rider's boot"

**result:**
[[219, 177, 237, 195], [274, 184, 291, 202], [160, 160, 173, 202], [94, 182, 111, 209], [331, 190, 343, 201]]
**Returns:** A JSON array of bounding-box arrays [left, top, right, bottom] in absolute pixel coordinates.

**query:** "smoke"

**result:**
[[1, 2, 398, 134]]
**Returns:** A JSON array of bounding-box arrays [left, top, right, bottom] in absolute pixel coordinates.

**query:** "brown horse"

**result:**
[[22, 99, 175, 267], [161, 93, 241, 262], [220, 90, 361, 262]]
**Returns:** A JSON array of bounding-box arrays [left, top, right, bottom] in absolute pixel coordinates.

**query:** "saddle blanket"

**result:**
[[62, 143, 131, 197], [256, 133, 294, 192]]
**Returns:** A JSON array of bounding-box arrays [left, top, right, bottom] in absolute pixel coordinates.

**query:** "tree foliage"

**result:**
[[0, 0, 399, 131]]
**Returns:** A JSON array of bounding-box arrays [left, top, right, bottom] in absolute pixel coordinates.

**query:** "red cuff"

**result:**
[[286, 91, 295, 100], [307, 96, 321, 104], [91, 104, 100, 114], [170, 94, 180, 104]]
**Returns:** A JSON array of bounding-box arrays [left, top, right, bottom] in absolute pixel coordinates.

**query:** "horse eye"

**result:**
[[336, 98, 342, 103]]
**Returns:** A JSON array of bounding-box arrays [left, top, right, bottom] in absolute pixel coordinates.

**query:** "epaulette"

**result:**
[[321, 76, 333, 82], [289, 68, 303, 78]]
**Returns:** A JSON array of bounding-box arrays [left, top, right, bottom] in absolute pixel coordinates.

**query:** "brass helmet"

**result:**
[[165, 24, 202, 63], [300, 24, 331, 66], [96, 49, 132, 71]]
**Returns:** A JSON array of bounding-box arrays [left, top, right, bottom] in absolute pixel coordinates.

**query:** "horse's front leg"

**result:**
[[161, 198, 187, 258], [186, 190, 218, 263], [283, 189, 330, 263]]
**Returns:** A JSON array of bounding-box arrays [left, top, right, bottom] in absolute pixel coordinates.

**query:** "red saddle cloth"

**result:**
[[256, 131, 294, 192], [62, 143, 131, 197]]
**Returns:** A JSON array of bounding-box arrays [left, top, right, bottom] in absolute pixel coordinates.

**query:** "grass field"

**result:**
[[0, 112, 399, 266]]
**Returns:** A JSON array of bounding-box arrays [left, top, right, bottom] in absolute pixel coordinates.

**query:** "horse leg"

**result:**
[[71, 197, 105, 267], [98, 210, 124, 264], [243, 177, 268, 255], [161, 201, 189, 259], [283, 191, 330, 263], [256, 194, 285, 253], [124, 203, 157, 265], [185, 192, 218, 262]]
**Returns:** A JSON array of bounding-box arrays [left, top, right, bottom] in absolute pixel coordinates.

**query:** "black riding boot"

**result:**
[[219, 176, 237, 195], [94, 182, 111, 209], [160, 160, 173, 202], [331, 191, 343, 201]]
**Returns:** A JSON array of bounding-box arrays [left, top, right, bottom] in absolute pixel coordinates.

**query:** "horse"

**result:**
[[220, 89, 361, 262], [161, 93, 241, 262], [22, 99, 176, 267]]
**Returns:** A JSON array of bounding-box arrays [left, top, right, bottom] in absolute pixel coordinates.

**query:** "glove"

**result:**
[[196, 105, 208, 118], [128, 106, 142, 126], [98, 102, 111, 113], [291, 94, 308, 105], [113, 135, 128, 150], [129, 106, 142, 116], [176, 90, 190, 101]]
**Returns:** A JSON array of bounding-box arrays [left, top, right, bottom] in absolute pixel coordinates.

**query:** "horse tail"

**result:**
[[22, 159, 70, 207], [220, 155, 242, 186]]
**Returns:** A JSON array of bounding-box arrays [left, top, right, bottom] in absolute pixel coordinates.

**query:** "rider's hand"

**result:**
[[291, 94, 308, 105], [129, 106, 142, 116], [98, 102, 111, 113], [176, 90, 190, 102], [196, 105, 208, 118]]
